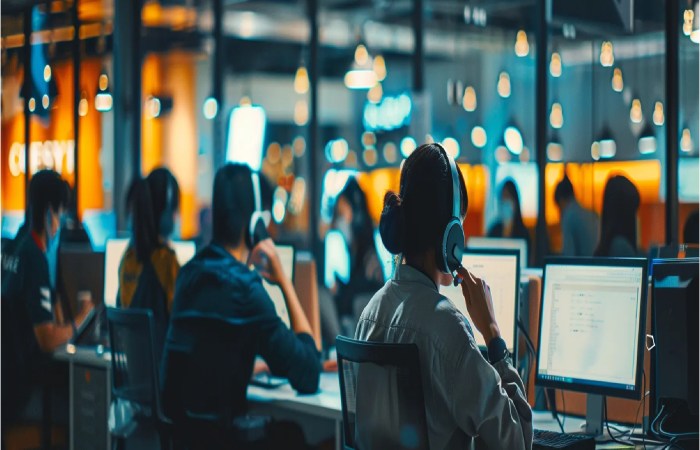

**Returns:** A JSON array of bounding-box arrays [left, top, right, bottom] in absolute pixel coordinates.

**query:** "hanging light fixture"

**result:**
[[653, 101, 664, 126], [471, 126, 487, 148], [550, 52, 562, 77], [638, 123, 657, 155], [95, 67, 113, 112], [514, 30, 529, 57], [600, 41, 614, 67], [294, 65, 309, 94], [684, 8, 694, 36], [462, 86, 477, 112], [547, 132, 563, 161], [344, 42, 377, 90], [691, 2, 700, 43], [497, 71, 511, 98], [596, 127, 617, 159], [373, 54, 387, 81], [680, 127, 693, 152], [550, 102, 564, 129], [367, 82, 383, 104], [503, 123, 524, 155], [203, 96, 218, 120], [630, 98, 643, 123], [611, 68, 624, 92], [79, 90, 89, 117]]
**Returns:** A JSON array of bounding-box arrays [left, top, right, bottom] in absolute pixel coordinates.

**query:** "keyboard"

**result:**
[[533, 429, 596, 450]]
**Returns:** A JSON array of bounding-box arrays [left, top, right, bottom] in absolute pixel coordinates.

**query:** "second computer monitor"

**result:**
[[536, 258, 647, 399], [441, 249, 520, 353], [261, 245, 294, 329], [467, 237, 528, 270]]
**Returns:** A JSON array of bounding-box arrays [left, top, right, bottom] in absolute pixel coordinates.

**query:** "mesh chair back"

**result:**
[[161, 316, 256, 427], [107, 307, 161, 415], [336, 336, 429, 450]]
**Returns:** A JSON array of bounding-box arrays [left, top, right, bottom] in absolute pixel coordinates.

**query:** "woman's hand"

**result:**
[[456, 266, 501, 345], [249, 238, 285, 285]]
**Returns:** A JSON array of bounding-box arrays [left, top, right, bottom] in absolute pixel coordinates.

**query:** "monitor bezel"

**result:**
[[535, 257, 648, 400], [461, 248, 521, 357]]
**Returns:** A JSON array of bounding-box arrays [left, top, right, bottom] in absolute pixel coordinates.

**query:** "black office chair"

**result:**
[[336, 336, 430, 450], [106, 307, 171, 450], [160, 316, 269, 450]]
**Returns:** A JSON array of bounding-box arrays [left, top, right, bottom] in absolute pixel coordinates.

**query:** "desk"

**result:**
[[248, 374, 663, 450], [54, 345, 112, 450]]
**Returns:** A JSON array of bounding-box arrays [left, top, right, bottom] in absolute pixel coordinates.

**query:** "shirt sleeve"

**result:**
[[25, 254, 54, 326], [449, 341, 533, 450], [250, 283, 322, 394]]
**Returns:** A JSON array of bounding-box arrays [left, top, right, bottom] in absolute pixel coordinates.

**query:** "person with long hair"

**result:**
[[488, 179, 531, 262], [118, 168, 181, 348], [356, 144, 532, 449], [594, 175, 641, 257]]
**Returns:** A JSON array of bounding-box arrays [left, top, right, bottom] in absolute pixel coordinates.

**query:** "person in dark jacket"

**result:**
[[488, 179, 531, 264], [161, 164, 321, 420]]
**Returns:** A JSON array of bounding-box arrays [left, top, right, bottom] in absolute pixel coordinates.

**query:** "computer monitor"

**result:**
[[651, 258, 699, 427], [103, 239, 197, 308], [440, 249, 520, 354], [82, 210, 117, 251], [536, 258, 647, 436], [261, 245, 294, 328], [2, 212, 24, 239], [467, 237, 528, 270]]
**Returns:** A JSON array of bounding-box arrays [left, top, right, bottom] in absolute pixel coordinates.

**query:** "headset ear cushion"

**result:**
[[441, 219, 464, 273]]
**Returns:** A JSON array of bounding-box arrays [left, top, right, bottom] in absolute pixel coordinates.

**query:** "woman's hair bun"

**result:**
[[379, 191, 405, 254]]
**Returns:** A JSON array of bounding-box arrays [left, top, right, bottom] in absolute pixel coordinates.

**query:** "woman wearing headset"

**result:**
[[119, 168, 181, 349], [355, 144, 532, 449]]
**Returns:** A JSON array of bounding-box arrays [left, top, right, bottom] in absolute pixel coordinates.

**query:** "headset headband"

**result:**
[[435, 143, 461, 219]]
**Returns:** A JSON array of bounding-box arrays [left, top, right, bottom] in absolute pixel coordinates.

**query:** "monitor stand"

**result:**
[[585, 394, 604, 437]]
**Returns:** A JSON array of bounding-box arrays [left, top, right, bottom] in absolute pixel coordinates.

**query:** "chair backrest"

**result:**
[[106, 307, 161, 418], [161, 316, 255, 428], [336, 336, 429, 450]]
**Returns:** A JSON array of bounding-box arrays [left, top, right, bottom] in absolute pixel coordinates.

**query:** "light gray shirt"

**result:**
[[355, 264, 533, 450], [561, 201, 599, 257]]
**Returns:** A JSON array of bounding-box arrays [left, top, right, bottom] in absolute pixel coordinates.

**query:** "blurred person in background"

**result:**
[[488, 179, 531, 263], [554, 174, 599, 256], [594, 174, 641, 257], [683, 210, 699, 245], [119, 167, 181, 353]]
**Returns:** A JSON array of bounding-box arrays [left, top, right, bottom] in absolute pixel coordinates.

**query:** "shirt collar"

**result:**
[[393, 263, 438, 291]]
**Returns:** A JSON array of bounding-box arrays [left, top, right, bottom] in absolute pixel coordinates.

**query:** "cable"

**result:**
[[543, 388, 565, 434], [559, 388, 566, 430], [604, 396, 637, 447], [658, 410, 699, 440]]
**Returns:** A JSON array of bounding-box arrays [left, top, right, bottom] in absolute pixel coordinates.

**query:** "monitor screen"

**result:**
[[440, 250, 520, 352], [104, 238, 129, 308], [261, 245, 294, 328], [536, 258, 647, 399], [1, 212, 24, 239], [83, 210, 117, 251], [103, 239, 197, 308], [467, 237, 528, 270]]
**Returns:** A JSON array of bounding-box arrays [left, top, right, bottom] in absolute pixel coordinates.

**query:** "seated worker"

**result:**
[[118, 168, 181, 351], [594, 175, 641, 257], [161, 163, 321, 414], [488, 179, 532, 264], [356, 144, 532, 449], [1, 170, 94, 421], [554, 174, 599, 256]]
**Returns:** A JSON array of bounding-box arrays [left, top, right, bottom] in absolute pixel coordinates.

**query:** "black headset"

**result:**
[[435, 144, 464, 278], [246, 171, 271, 249]]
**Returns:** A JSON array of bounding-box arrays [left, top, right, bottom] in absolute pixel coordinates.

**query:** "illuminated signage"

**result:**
[[8, 140, 75, 177]]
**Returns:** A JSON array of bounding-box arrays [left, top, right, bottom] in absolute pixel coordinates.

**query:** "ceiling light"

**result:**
[[272, 187, 288, 224], [600, 41, 614, 67], [362, 147, 378, 167], [383, 142, 398, 163], [684, 9, 694, 36], [43, 64, 52, 83], [294, 66, 309, 94], [462, 86, 477, 112], [591, 141, 601, 161], [471, 126, 487, 148], [145, 95, 173, 119], [441, 137, 460, 159], [400, 137, 417, 158], [367, 82, 383, 104], [691, 3, 700, 43], [504, 125, 523, 155], [373, 55, 387, 81], [638, 123, 657, 155], [95, 67, 113, 112], [28, 97, 36, 112], [653, 101, 664, 126], [495, 146, 511, 164], [612, 68, 624, 92], [597, 127, 616, 158], [630, 98, 642, 123], [550, 102, 564, 129], [326, 139, 349, 163], [79, 90, 89, 117], [547, 134, 563, 162], [345, 66, 377, 90], [203, 96, 218, 120], [681, 128, 693, 152], [515, 30, 529, 57], [294, 99, 309, 126], [42, 94, 50, 110], [497, 71, 511, 98], [354, 44, 369, 65], [550, 52, 562, 77]]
